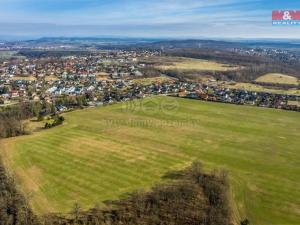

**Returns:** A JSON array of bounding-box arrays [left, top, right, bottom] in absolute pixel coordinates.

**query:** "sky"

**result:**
[[0, 0, 300, 39]]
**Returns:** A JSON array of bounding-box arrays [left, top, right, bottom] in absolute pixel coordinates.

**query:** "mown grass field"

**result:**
[[255, 73, 299, 85], [1, 96, 300, 225]]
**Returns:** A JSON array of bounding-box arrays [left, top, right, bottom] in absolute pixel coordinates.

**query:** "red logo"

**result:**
[[272, 10, 300, 20]]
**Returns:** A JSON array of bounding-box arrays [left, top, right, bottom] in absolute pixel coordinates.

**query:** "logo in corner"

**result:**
[[272, 10, 300, 25]]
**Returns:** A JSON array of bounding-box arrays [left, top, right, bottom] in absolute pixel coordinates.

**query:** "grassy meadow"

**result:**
[[255, 73, 299, 85], [224, 82, 300, 95], [1, 96, 300, 225], [132, 76, 174, 85], [11, 76, 37, 81], [156, 57, 239, 72]]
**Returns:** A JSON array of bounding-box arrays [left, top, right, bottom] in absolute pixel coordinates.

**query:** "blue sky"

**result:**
[[0, 0, 300, 39]]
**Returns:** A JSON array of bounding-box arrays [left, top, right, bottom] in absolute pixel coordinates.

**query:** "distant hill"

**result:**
[[4, 37, 300, 50], [23, 37, 165, 46], [138, 39, 300, 50]]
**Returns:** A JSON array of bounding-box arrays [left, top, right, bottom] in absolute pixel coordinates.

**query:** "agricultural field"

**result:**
[[44, 75, 59, 81], [255, 73, 299, 85], [155, 57, 239, 72], [288, 100, 300, 106], [224, 82, 300, 95], [11, 75, 60, 81], [132, 76, 174, 85], [1, 97, 300, 225]]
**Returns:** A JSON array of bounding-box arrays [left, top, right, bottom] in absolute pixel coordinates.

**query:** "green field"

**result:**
[[1, 97, 300, 225]]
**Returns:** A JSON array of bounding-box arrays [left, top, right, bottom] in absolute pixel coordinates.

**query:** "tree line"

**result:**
[[0, 101, 54, 139], [0, 159, 40, 225], [44, 115, 65, 129], [0, 95, 90, 139]]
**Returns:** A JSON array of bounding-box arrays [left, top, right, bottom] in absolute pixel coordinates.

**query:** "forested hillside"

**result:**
[[0, 160, 39, 225], [165, 48, 300, 82]]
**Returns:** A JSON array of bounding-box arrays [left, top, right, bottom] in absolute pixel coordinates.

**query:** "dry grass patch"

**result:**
[[95, 72, 109, 81], [255, 73, 299, 85], [12, 76, 36, 81], [288, 100, 300, 106], [157, 57, 239, 72], [44, 75, 59, 81], [225, 82, 300, 95], [132, 76, 174, 85]]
